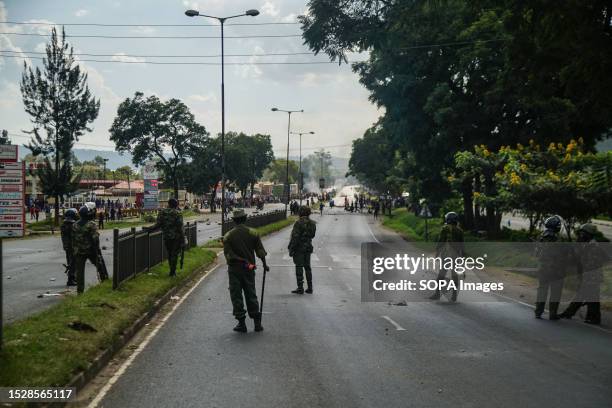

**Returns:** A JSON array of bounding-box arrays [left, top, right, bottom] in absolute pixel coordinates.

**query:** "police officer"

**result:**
[[559, 224, 608, 324], [534, 215, 567, 320], [289, 206, 317, 294], [429, 212, 464, 301], [61, 208, 78, 286], [73, 206, 108, 294], [145, 198, 184, 277], [223, 209, 269, 333]]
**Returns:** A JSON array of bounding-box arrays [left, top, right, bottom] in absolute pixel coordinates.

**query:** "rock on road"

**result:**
[[94, 208, 612, 408]]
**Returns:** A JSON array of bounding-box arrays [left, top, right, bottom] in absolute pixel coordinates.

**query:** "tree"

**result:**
[[186, 137, 222, 210], [225, 132, 274, 200], [0, 130, 10, 145], [20, 27, 100, 224], [109, 92, 209, 197], [264, 159, 299, 185]]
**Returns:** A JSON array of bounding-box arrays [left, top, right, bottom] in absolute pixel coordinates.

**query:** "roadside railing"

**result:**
[[112, 222, 197, 289], [222, 209, 287, 232]]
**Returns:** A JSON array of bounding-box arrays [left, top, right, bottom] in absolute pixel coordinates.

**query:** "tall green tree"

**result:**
[[20, 27, 100, 224], [109, 92, 209, 197], [225, 132, 274, 200], [264, 159, 299, 185], [185, 137, 222, 210]]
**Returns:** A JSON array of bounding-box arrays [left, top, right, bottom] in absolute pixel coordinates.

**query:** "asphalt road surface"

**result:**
[[2, 204, 284, 324], [95, 208, 612, 408], [501, 213, 612, 240]]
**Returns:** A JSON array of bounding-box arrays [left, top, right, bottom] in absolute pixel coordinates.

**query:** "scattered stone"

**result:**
[[438, 389, 443, 393], [50, 278, 56, 281], [101, 246, 107, 250], [394, 301, 407, 306], [6, 276, 11, 279], [170, 295, 180, 301], [58, 337, 69, 341], [519, 294, 525, 298]]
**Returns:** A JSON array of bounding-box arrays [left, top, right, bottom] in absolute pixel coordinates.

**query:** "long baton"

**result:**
[[259, 267, 267, 315]]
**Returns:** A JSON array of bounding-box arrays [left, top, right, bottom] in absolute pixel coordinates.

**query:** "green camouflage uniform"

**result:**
[[534, 230, 567, 317], [72, 220, 106, 293], [434, 224, 465, 294], [223, 224, 267, 320], [150, 208, 184, 276], [288, 217, 317, 290], [61, 219, 76, 282]]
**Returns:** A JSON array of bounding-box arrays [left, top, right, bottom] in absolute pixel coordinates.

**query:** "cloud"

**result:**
[[74, 9, 89, 17], [0, 81, 20, 109], [188, 92, 217, 103], [234, 45, 264, 79], [111, 53, 146, 64], [261, 1, 280, 17]]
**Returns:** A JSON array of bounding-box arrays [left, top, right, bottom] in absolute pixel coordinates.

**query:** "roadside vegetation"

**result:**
[[0, 246, 216, 387]]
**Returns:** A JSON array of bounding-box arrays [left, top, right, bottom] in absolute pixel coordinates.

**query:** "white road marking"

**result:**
[[87, 264, 220, 408], [381, 315, 406, 331], [366, 221, 380, 243]]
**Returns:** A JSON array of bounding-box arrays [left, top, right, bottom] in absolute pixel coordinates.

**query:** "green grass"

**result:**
[[382, 208, 444, 242], [0, 246, 216, 387], [203, 216, 297, 249]]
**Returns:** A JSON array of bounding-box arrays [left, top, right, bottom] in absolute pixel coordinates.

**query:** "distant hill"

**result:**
[[19, 145, 134, 170]]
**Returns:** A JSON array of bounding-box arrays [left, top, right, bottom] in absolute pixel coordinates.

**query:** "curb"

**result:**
[[65, 256, 219, 396]]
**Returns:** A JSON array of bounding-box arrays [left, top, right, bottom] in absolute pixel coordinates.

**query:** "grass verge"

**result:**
[[0, 246, 216, 387], [203, 216, 297, 248]]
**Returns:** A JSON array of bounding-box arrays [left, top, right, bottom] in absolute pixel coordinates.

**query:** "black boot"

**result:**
[[233, 318, 247, 333], [305, 282, 313, 294], [66, 279, 77, 287], [549, 302, 560, 320], [254, 316, 263, 332], [534, 302, 545, 319], [429, 290, 441, 300], [291, 287, 304, 294]]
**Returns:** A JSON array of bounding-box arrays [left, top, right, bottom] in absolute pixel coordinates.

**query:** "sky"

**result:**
[[0, 0, 382, 164]]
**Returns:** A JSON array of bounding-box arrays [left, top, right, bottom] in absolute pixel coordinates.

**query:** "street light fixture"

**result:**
[[290, 131, 315, 205], [185, 7, 259, 234], [271, 108, 304, 214]]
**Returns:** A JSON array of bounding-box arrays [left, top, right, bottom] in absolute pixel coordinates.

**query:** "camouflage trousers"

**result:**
[[164, 239, 182, 276], [74, 252, 105, 294], [293, 252, 312, 289], [228, 265, 260, 320]]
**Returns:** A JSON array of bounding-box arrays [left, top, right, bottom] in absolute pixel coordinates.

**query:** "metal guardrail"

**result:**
[[112, 222, 197, 289], [222, 209, 287, 232]]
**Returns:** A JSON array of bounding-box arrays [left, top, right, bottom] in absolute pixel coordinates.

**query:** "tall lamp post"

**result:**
[[271, 108, 303, 214], [185, 7, 259, 234], [290, 131, 315, 205]]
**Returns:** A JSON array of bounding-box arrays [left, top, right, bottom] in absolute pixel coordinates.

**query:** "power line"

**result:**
[[0, 49, 316, 59], [0, 54, 357, 65], [0, 32, 302, 39], [0, 21, 300, 27]]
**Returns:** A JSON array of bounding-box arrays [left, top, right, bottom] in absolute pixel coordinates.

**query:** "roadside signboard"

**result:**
[[0, 158, 25, 238], [0, 145, 18, 163], [142, 161, 159, 210]]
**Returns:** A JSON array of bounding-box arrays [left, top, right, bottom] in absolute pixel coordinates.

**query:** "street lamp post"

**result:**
[[185, 8, 259, 234], [271, 108, 304, 214], [290, 131, 315, 205], [102, 158, 109, 196]]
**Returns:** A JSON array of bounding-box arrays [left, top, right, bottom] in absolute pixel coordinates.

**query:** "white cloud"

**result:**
[[111, 53, 146, 64], [74, 9, 89, 17], [235, 45, 264, 79], [0, 81, 20, 109], [261, 1, 280, 17], [281, 13, 298, 23], [188, 92, 217, 103]]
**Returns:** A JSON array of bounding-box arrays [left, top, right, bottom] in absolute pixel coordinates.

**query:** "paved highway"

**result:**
[[2, 204, 283, 324], [93, 208, 612, 408]]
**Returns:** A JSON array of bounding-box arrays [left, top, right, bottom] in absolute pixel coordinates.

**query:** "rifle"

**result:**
[[96, 247, 109, 282], [180, 242, 185, 270]]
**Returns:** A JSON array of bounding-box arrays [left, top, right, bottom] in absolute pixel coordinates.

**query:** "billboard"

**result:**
[[142, 161, 159, 210], [0, 161, 25, 237]]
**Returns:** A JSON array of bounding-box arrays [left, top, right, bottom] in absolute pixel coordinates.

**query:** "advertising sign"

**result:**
[[0, 145, 18, 163], [0, 161, 25, 237], [142, 161, 159, 210]]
